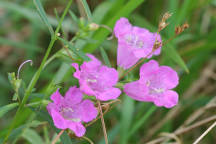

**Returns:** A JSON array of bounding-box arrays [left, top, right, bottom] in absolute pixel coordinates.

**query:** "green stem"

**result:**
[[128, 105, 157, 138], [3, 0, 73, 142]]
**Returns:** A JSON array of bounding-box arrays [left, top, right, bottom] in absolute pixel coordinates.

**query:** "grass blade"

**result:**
[[120, 96, 134, 144], [128, 105, 157, 138]]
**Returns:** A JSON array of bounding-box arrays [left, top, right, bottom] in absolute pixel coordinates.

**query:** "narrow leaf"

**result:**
[[79, 0, 92, 21], [0, 103, 19, 118], [69, 10, 79, 23], [33, 0, 54, 35], [164, 44, 189, 73], [58, 37, 90, 61], [99, 47, 111, 67]]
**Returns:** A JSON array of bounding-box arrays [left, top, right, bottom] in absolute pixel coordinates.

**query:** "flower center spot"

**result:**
[[125, 35, 144, 49]]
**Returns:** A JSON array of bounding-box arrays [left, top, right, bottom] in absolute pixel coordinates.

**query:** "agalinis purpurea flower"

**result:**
[[114, 17, 162, 70], [47, 86, 98, 137], [124, 60, 179, 108], [72, 54, 121, 101]]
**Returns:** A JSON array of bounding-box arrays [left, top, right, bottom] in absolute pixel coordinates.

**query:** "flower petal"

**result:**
[[65, 86, 83, 105], [96, 87, 121, 101], [117, 42, 139, 69], [153, 90, 178, 108], [50, 89, 63, 104], [71, 63, 81, 79], [50, 109, 67, 129], [157, 66, 179, 89], [98, 66, 119, 87], [80, 100, 98, 122], [68, 122, 86, 137], [123, 80, 150, 101], [81, 54, 101, 70], [80, 79, 95, 96], [114, 17, 132, 38], [139, 60, 159, 79]]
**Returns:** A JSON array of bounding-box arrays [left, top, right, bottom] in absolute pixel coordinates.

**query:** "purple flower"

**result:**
[[114, 17, 162, 69], [47, 86, 98, 137], [72, 54, 121, 101], [123, 60, 179, 108]]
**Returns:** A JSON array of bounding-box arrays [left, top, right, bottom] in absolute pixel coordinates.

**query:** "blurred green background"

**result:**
[[0, 0, 216, 143]]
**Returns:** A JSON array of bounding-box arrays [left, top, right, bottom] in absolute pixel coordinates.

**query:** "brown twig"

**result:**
[[193, 121, 216, 144], [51, 129, 65, 144], [97, 100, 109, 144]]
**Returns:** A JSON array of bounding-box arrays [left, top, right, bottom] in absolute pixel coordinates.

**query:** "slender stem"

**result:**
[[97, 100, 109, 144], [3, 0, 73, 142], [51, 130, 65, 144], [193, 121, 216, 144]]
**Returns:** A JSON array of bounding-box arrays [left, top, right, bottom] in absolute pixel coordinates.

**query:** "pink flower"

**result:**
[[72, 54, 121, 101], [123, 60, 179, 108], [47, 86, 98, 137], [114, 17, 162, 69]]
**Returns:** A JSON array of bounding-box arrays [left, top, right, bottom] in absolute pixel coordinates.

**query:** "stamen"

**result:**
[[17, 60, 33, 79]]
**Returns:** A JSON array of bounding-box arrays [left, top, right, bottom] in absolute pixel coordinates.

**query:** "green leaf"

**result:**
[[22, 128, 44, 144], [0, 103, 19, 118], [120, 96, 134, 144], [163, 44, 189, 73], [58, 37, 90, 61], [33, 0, 54, 35], [99, 47, 111, 67]]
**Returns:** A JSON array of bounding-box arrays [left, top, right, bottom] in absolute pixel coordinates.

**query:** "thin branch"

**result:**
[[97, 100, 108, 144], [51, 129, 65, 144]]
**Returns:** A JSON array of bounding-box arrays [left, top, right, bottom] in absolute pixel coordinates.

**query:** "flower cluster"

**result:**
[[47, 17, 179, 137]]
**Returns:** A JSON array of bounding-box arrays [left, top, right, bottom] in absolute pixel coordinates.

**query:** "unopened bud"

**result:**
[[89, 23, 99, 31]]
